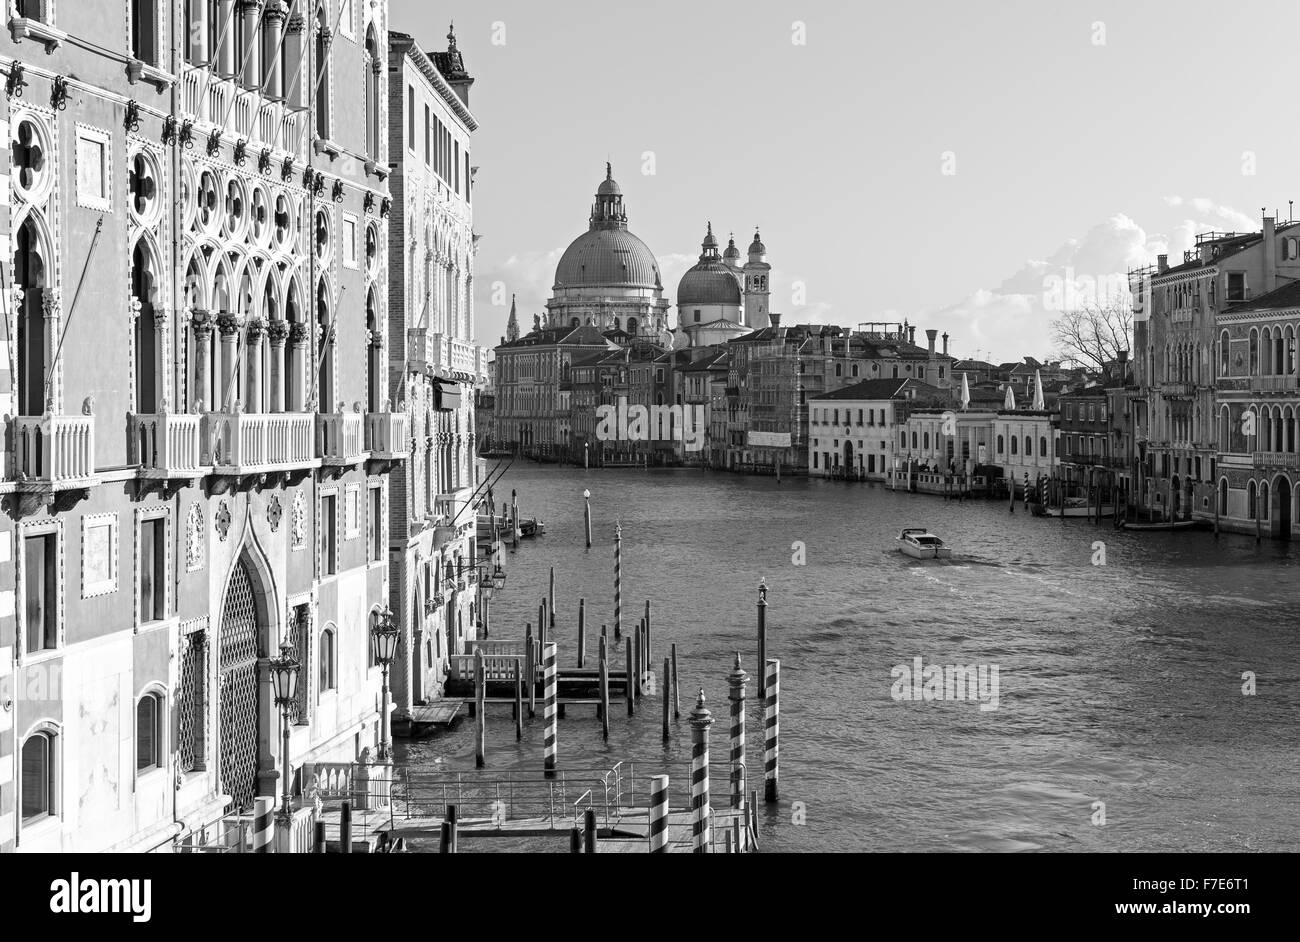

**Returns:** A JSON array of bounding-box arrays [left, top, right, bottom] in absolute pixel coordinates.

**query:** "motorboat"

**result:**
[[898, 528, 952, 559]]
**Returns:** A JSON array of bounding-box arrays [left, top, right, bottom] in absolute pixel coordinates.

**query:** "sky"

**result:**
[[392, 0, 1300, 364]]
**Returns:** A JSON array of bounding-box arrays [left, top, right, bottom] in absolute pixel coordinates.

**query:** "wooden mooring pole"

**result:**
[[577, 598, 586, 668], [689, 690, 714, 854], [757, 581, 768, 698], [662, 656, 671, 741], [671, 642, 680, 718], [764, 659, 780, 803], [625, 637, 635, 716], [475, 648, 487, 768], [599, 643, 610, 740], [613, 522, 622, 640], [514, 660, 523, 741]]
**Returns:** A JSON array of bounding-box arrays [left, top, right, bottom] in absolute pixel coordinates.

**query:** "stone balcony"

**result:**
[[365, 412, 408, 460], [203, 411, 319, 476], [407, 329, 485, 381], [1252, 451, 1297, 470], [1251, 375, 1300, 393], [13, 414, 96, 493], [317, 412, 366, 466], [131, 413, 210, 480]]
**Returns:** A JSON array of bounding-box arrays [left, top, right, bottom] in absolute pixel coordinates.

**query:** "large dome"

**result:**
[[554, 228, 663, 289], [678, 261, 741, 305]]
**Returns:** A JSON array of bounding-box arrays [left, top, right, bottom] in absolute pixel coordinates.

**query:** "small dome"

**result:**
[[702, 221, 718, 250], [677, 262, 742, 306], [748, 229, 766, 255], [597, 161, 621, 196], [723, 235, 741, 261]]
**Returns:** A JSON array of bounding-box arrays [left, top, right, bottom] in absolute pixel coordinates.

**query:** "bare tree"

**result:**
[[1051, 303, 1132, 376]]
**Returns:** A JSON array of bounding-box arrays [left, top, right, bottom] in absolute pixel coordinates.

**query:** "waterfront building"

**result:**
[[1056, 384, 1116, 505], [675, 347, 730, 465], [992, 408, 1057, 493], [1129, 218, 1300, 524], [385, 28, 486, 721], [1213, 280, 1300, 537], [808, 378, 947, 479], [1, 0, 404, 852], [896, 409, 997, 479]]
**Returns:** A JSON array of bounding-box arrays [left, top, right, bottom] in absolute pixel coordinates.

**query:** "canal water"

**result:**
[[395, 464, 1300, 852]]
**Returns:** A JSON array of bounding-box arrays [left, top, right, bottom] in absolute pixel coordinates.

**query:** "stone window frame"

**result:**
[[17, 720, 63, 841], [80, 512, 119, 599], [16, 518, 66, 665], [74, 123, 114, 213], [134, 506, 173, 633], [133, 683, 168, 786], [344, 482, 360, 540], [366, 479, 384, 567], [318, 484, 340, 578]]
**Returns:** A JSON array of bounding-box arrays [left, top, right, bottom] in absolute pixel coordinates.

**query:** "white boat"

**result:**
[[897, 528, 952, 559]]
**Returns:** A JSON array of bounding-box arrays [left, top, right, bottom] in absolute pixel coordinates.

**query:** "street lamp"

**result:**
[[369, 607, 400, 760], [269, 639, 300, 822]]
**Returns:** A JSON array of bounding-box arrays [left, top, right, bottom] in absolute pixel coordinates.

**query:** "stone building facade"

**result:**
[[0, 0, 404, 852]]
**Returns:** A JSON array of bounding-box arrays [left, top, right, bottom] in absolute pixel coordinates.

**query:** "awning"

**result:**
[[435, 378, 463, 411]]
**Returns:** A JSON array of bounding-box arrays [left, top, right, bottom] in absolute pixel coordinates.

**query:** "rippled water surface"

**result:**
[[395, 465, 1300, 852]]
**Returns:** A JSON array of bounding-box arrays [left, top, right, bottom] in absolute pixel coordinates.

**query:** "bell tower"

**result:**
[[743, 229, 771, 328]]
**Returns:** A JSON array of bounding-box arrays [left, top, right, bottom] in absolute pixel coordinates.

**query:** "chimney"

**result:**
[[770, 311, 781, 328], [1157, 254, 1168, 274], [908, 325, 916, 345], [926, 329, 937, 355], [942, 332, 949, 356], [1264, 215, 1277, 293]]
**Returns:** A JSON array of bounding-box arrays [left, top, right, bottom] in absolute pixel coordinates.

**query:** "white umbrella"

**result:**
[[1003, 384, 1015, 410], [960, 372, 970, 411], [1031, 369, 1045, 410]]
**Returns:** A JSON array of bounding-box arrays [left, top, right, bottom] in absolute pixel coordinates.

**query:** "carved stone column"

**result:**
[[216, 312, 242, 412], [245, 316, 266, 413], [287, 320, 309, 412], [215, 0, 238, 78], [42, 287, 62, 413], [238, 0, 264, 91], [191, 310, 214, 412], [157, 307, 172, 413], [262, 1, 286, 99], [283, 11, 306, 110], [267, 318, 289, 412]]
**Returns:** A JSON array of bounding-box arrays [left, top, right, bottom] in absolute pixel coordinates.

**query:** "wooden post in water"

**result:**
[[671, 642, 680, 718], [625, 638, 635, 716], [613, 522, 622, 640], [525, 623, 536, 718], [577, 598, 586, 668], [438, 821, 451, 853], [514, 661, 523, 741], [727, 652, 748, 810], [764, 659, 780, 803], [549, 566, 556, 625], [543, 642, 558, 778], [644, 599, 652, 670], [583, 808, 598, 854], [339, 801, 352, 854], [314, 820, 326, 853], [633, 618, 642, 700], [599, 647, 610, 740], [649, 774, 670, 854], [584, 490, 592, 549], [538, 599, 547, 650], [475, 648, 486, 768], [662, 657, 671, 741], [569, 827, 582, 853], [446, 804, 459, 853], [757, 580, 768, 698], [511, 489, 519, 549], [689, 689, 714, 854]]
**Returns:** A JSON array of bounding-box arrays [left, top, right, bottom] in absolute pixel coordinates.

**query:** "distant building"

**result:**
[[808, 378, 948, 479]]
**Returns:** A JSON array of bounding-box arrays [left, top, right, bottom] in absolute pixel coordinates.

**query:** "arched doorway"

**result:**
[[218, 557, 270, 813], [1275, 475, 1292, 540], [843, 441, 855, 480]]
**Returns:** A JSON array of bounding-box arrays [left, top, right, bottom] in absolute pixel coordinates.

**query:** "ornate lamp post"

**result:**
[[370, 606, 400, 760], [583, 488, 592, 549], [269, 639, 300, 822]]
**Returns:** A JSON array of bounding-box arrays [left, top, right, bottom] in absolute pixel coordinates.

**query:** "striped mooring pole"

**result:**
[[649, 773, 670, 854], [757, 580, 768, 698], [764, 658, 780, 803], [252, 796, 275, 853], [613, 522, 622, 640], [689, 689, 714, 854], [543, 642, 558, 778], [727, 652, 748, 810]]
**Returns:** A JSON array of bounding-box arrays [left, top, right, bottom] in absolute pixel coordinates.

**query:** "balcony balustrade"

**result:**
[[317, 412, 366, 466], [131, 413, 209, 479], [203, 411, 318, 475], [1251, 374, 1300, 393], [14, 414, 96, 489], [365, 412, 408, 460], [1252, 451, 1298, 470]]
